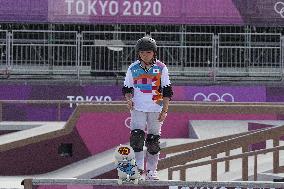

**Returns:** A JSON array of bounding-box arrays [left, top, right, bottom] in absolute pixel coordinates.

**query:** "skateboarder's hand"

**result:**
[[126, 100, 134, 110], [158, 110, 167, 122]]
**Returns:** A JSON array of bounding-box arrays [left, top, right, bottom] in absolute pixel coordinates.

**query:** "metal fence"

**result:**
[[11, 30, 78, 74], [0, 30, 7, 69], [81, 31, 146, 76], [150, 32, 216, 77], [218, 33, 282, 77], [0, 30, 283, 80]]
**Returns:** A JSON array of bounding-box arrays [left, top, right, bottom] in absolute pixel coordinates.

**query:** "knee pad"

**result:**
[[130, 129, 145, 152], [145, 134, 160, 155]]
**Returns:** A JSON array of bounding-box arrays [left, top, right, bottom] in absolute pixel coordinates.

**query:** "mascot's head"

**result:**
[[114, 144, 135, 161]]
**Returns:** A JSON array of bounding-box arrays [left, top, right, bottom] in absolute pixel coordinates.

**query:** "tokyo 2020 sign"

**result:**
[[0, 0, 284, 25]]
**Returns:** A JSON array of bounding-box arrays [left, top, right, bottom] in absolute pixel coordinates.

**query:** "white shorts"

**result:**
[[130, 109, 162, 135]]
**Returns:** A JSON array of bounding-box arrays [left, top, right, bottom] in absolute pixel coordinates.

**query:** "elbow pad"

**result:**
[[122, 86, 134, 95], [162, 85, 173, 99]]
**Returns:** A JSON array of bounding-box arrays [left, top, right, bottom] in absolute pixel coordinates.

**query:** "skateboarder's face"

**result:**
[[139, 51, 154, 65]]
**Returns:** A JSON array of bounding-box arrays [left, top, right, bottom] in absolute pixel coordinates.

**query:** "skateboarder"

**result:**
[[122, 36, 173, 180]]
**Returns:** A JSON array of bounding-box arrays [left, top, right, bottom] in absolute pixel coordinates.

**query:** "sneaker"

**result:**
[[138, 169, 144, 176], [145, 170, 159, 180]]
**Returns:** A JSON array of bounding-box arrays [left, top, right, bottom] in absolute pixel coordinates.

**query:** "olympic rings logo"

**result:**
[[124, 116, 131, 129], [193, 93, 235, 102], [274, 1, 284, 18]]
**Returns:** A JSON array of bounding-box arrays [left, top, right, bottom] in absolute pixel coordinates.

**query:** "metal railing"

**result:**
[[80, 31, 146, 75], [159, 124, 284, 181], [168, 144, 284, 181], [0, 30, 7, 69], [218, 33, 282, 77], [22, 178, 284, 189], [0, 30, 283, 80], [10, 30, 78, 74]]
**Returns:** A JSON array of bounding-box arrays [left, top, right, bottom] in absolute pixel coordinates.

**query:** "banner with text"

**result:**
[[0, 0, 284, 25], [0, 85, 268, 121]]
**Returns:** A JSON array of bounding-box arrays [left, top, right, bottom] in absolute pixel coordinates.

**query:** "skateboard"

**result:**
[[114, 144, 141, 185]]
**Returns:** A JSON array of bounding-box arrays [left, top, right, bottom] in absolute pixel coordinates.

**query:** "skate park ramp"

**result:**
[[0, 102, 281, 188], [0, 122, 66, 145], [0, 119, 236, 188], [189, 120, 284, 139], [0, 121, 61, 131], [1, 120, 284, 188], [0, 142, 170, 189]]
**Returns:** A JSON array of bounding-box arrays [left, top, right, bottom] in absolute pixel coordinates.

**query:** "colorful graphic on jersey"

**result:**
[[132, 66, 163, 105], [133, 74, 153, 93], [151, 72, 163, 105]]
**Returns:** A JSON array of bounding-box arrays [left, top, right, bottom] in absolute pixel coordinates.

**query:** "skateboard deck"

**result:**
[[114, 145, 141, 185]]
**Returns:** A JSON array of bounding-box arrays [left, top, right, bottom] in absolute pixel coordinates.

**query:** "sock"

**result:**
[[134, 151, 144, 170], [146, 152, 159, 171]]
